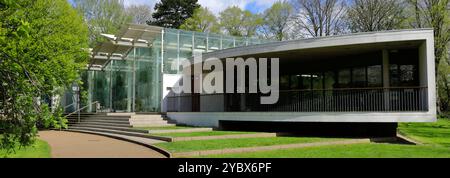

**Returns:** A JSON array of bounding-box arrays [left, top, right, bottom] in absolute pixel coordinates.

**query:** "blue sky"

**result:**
[[69, 0, 279, 14]]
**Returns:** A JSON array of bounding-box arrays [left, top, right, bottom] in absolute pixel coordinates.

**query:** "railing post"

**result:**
[[77, 89, 80, 123]]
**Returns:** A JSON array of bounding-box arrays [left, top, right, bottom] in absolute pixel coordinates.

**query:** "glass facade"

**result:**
[[80, 27, 271, 113]]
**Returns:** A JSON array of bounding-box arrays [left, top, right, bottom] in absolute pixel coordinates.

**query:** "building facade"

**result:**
[[62, 24, 271, 113], [65, 25, 436, 135], [165, 29, 437, 130]]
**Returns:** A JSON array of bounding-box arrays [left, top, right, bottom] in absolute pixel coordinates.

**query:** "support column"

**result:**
[[382, 50, 390, 111], [132, 47, 136, 112]]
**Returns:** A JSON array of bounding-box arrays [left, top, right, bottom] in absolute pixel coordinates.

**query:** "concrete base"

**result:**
[[219, 121, 398, 137], [167, 112, 436, 128]]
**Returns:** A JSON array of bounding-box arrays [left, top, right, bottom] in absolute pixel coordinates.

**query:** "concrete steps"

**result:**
[[69, 119, 130, 124], [66, 113, 176, 142], [69, 121, 131, 128], [70, 124, 147, 133], [68, 126, 170, 141]]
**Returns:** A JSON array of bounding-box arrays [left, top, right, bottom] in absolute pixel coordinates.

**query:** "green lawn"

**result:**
[[154, 131, 259, 138], [154, 137, 342, 153], [398, 118, 450, 147], [199, 119, 450, 158], [201, 143, 450, 158], [0, 139, 51, 158], [133, 126, 204, 130]]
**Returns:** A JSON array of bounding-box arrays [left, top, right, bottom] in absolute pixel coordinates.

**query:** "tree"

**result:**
[[180, 7, 220, 33], [150, 0, 200, 28], [407, 0, 450, 112], [261, 1, 294, 41], [126, 4, 153, 25], [0, 0, 89, 152], [291, 0, 347, 37], [73, 0, 131, 47], [219, 6, 263, 37], [346, 0, 406, 32]]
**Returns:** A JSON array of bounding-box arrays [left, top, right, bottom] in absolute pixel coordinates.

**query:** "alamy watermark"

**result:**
[[171, 52, 279, 104]]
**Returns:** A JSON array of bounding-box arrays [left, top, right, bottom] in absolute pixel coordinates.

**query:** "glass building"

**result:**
[[63, 24, 271, 113]]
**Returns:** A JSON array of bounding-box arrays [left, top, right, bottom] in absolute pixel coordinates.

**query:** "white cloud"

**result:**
[[198, 0, 247, 14], [123, 0, 278, 14]]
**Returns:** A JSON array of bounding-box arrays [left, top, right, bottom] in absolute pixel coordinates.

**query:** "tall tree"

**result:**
[[0, 0, 89, 152], [408, 0, 450, 112], [291, 0, 347, 37], [219, 6, 263, 37], [73, 0, 131, 47], [180, 7, 220, 33], [150, 0, 200, 28], [346, 0, 406, 32], [126, 4, 153, 25], [261, 1, 294, 41]]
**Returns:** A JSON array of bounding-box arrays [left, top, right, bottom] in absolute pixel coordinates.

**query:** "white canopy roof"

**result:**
[[88, 24, 163, 70]]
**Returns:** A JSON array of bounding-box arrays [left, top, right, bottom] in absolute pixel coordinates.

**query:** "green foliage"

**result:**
[[0, 0, 89, 152], [346, 0, 407, 32], [150, 0, 200, 29], [407, 0, 450, 112], [73, 0, 131, 47], [261, 1, 293, 41], [219, 6, 263, 37], [180, 7, 219, 33]]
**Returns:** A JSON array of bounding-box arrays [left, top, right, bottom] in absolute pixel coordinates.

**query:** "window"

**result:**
[[280, 75, 290, 90], [400, 65, 415, 82], [367, 65, 382, 87], [337, 69, 351, 88], [312, 73, 323, 90], [324, 71, 336, 89], [352, 67, 366, 87], [301, 74, 312, 89], [290, 75, 299, 89]]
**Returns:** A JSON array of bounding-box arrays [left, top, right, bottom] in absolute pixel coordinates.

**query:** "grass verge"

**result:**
[[153, 131, 259, 137], [199, 118, 450, 158], [0, 139, 51, 158], [398, 118, 450, 147], [154, 137, 342, 153], [133, 126, 203, 130], [200, 143, 450, 158]]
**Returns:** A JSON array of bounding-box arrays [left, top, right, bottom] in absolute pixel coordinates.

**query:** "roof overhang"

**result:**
[[87, 24, 163, 71], [195, 29, 434, 63]]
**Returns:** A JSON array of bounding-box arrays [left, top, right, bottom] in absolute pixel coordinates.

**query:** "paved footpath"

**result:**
[[39, 131, 166, 158]]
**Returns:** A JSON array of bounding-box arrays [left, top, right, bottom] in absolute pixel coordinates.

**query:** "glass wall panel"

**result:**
[[76, 27, 273, 113], [301, 74, 312, 89], [290, 75, 299, 89], [368, 65, 382, 87], [135, 47, 161, 112], [222, 36, 235, 49], [352, 67, 366, 87], [111, 60, 134, 112], [337, 69, 351, 88], [208, 34, 221, 52], [163, 29, 179, 74], [280, 75, 290, 90], [324, 71, 336, 89], [179, 31, 193, 62], [194, 32, 207, 53], [235, 37, 247, 47], [312, 73, 323, 89]]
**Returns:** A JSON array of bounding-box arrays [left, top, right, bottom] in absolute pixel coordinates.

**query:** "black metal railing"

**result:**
[[166, 87, 428, 112]]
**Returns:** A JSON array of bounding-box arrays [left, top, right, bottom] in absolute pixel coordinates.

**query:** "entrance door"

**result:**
[[111, 70, 133, 112]]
